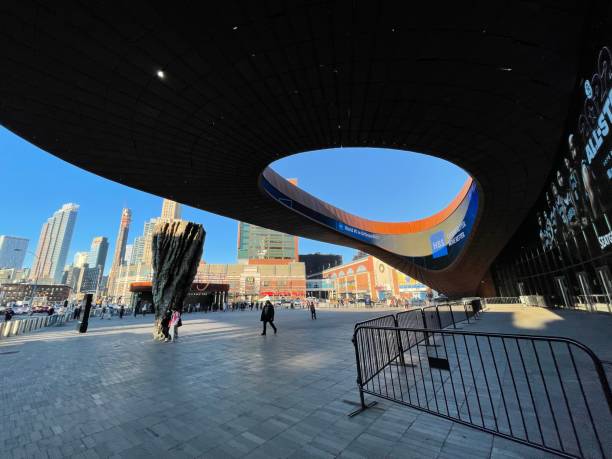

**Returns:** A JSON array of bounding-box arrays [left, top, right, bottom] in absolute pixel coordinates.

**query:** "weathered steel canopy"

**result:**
[[0, 1, 587, 295]]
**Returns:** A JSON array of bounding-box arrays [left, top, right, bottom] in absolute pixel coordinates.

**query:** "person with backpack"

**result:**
[[260, 300, 277, 335]]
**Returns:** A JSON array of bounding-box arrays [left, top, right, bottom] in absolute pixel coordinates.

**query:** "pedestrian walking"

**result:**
[[100, 305, 106, 319], [169, 309, 182, 342], [119, 305, 125, 319], [260, 300, 277, 335], [309, 301, 317, 320], [4, 307, 14, 322]]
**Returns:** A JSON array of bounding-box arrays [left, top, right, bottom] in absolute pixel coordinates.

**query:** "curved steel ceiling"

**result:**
[[0, 1, 588, 295]]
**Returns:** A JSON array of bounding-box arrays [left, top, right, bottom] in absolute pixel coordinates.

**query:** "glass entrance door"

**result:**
[[554, 276, 572, 309], [576, 271, 594, 311], [595, 266, 612, 313]]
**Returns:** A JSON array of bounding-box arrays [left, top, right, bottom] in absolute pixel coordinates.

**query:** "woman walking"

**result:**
[[169, 309, 182, 342]]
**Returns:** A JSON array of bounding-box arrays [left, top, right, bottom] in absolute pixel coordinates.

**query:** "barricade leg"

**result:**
[[348, 333, 377, 416]]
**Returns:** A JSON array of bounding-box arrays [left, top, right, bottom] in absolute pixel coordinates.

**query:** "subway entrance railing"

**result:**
[[350, 314, 612, 458]]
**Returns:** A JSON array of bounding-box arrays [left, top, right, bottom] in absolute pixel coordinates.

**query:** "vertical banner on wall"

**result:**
[[537, 46, 612, 257]]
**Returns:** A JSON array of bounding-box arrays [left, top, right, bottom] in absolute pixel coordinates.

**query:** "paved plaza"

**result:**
[[1, 306, 610, 458]]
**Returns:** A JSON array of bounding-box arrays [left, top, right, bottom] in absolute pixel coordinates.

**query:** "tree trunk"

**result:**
[[151, 220, 205, 340]]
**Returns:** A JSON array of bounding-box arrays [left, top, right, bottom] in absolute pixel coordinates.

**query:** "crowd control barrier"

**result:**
[[0, 312, 73, 339], [351, 324, 612, 458]]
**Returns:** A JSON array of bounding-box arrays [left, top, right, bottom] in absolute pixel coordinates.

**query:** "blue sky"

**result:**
[[0, 126, 467, 273]]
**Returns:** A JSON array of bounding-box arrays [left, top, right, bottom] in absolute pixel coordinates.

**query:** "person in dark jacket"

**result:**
[[309, 301, 317, 320], [4, 307, 14, 322], [119, 305, 125, 319], [161, 309, 172, 342], [260, 300, 277, 335]]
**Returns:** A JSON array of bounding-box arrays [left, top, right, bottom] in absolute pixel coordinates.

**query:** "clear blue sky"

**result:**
[[0, 126, 467, 273]]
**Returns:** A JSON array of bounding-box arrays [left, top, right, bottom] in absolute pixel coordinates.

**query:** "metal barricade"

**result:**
[[354, 314, 396, 329], [351, 326, 612, 459], [483, 296, 521, 305]]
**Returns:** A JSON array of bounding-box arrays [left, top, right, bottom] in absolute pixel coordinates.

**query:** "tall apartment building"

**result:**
[[141, 218, 159, 266], [161, 198, 181, 220], [237, 179, 298, 261], [73, 251, 89, 267], [237, 222, 298, 261], [31, 203, 79, 284], [131, 236, 144, 264], [87, 236, 109, 271], [0, 235, 29, 269]]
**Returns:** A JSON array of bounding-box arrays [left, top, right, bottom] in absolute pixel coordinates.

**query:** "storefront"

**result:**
[[129, 282, 229, 312]]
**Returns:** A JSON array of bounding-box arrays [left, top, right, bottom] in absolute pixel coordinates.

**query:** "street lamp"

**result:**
[[14, 248, 39, 306]]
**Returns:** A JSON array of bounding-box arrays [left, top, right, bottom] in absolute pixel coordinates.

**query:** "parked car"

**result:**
[[31, 305, 51, 314], [12, 305, 31, 315]]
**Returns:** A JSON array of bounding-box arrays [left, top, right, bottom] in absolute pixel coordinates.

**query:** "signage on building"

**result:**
[[536, 45, 612, 254], [261, 174, 480, 270]]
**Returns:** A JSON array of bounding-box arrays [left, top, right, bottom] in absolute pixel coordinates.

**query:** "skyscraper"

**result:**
[[0, 236, 29, 269], [237, 179, 298, 261], [131, 236, 144, 264], [141, 218, 159, 266], [31, 203, 79, 284], [87, 236, 109, 271], [107, 208, 131, 297], [73, 251, 89, 267], [161, 199, 181, 220], [237, 222, 298, 261]]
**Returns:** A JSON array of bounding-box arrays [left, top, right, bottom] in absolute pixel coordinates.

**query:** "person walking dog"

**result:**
[[260, 300, 277, 335]]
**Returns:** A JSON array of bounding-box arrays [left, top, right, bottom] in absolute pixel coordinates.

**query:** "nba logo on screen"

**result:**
[[430, 231, 448, 259]]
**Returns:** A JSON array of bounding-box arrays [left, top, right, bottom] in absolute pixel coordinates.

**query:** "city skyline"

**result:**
[[0, 126, 468, 273]]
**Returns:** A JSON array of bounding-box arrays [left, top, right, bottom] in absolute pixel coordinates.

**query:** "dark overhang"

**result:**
[[0, 1, 589, 295]]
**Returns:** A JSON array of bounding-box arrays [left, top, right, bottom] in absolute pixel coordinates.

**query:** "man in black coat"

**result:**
[[260, 300, 277, 335]]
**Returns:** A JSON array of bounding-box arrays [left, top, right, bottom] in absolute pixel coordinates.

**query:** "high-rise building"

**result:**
[[0, 236, 29, 269], [236, 178, 298, 261], [237, 222, 298, 261], [62, 264, 82, 292], [161, 199, 181, 220], [87, 236, 109, 271], [79, 264, 103, 294], [0, 267, 30, 284], [31, 203, 79, 284], [73, 251, 89, 267], [107, 208, 131, 297], [141, 218, 159, 266], [109, 208, 131, 271], [131, 236, 144, 264], [123, 244, 133, 265]]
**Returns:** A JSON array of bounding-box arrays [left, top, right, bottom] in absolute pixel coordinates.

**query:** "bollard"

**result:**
[[79, 294, 93, 333]]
